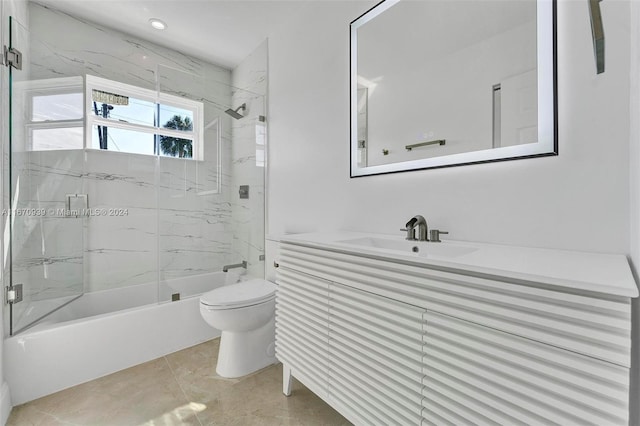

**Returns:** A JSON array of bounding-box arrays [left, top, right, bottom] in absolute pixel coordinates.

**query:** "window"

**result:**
[[85, 75, 204, 160], [22, 77, 84, 151]]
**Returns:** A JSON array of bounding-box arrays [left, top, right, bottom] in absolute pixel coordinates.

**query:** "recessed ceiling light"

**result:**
[[149, 18, 167, 30]]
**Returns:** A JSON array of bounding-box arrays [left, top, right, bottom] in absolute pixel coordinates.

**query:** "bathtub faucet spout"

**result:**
[[223, 261, 247, 272]]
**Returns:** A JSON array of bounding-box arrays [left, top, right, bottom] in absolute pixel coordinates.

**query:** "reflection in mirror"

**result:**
[[350, 0, 556, 177], [357, 87, 368, 167]]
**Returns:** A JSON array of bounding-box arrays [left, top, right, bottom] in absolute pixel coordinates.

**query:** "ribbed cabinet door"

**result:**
[[275, 268, 330, 399], [421, 311, 630, 426], [327, 282, 426, 426]]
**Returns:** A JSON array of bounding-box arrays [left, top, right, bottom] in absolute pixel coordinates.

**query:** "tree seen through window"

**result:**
[[159, 115, 193, 158]]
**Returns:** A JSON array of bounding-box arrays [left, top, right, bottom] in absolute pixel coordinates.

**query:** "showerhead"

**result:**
[[225, 103, 246, 120]]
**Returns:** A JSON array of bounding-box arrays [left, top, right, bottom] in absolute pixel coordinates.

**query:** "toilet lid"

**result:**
[[200, 279, 276, 308]]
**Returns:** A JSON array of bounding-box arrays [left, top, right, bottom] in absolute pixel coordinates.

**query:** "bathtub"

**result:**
[[4, 271, 241, 405]]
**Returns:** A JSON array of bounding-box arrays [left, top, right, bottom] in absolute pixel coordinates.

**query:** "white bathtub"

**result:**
[[4, 271, 242, 405]]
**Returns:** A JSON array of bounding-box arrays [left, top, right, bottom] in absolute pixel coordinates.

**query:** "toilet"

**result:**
[[199, 278, 277, 378]]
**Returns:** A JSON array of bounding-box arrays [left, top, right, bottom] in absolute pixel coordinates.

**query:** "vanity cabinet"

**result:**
[[275, 241, 633, 426]]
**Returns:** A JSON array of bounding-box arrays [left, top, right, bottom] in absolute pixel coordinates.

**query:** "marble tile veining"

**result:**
[[7, 339, 351, 426]]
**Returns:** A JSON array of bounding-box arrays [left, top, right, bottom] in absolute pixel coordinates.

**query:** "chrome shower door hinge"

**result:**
[[6, 283, 23, 304], [3, 46, 22, 70]]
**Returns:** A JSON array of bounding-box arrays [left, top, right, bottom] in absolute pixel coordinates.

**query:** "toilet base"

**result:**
[[216, 315, 276, 378]]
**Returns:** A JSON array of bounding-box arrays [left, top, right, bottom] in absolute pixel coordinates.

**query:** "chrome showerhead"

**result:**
[[225, 103, 246, 120]]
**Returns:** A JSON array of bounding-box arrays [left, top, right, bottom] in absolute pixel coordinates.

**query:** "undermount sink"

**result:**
[[336, 237, 478, 258]]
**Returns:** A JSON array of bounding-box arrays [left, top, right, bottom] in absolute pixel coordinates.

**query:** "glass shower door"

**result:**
[[7, 16, 84, 335], [156, 64, 229, 299], [155, 65, 267, 299]]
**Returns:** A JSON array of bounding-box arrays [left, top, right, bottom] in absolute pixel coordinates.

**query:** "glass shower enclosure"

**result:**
[[4, 6, 266, 335], [5, 16, 84, 335]]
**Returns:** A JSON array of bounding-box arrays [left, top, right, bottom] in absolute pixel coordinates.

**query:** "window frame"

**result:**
[[21, 76, 85, 151], [84, 75, 204, 160]]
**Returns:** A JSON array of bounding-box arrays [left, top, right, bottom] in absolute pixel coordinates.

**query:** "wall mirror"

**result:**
[[350, 0, 557, 177]]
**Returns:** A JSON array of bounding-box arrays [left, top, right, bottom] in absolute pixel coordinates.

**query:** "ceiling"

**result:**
[[33, 0, 313, 69]]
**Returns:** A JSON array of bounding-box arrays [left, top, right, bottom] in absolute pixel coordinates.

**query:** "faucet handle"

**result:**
[[401, 228, 417, 241], [429, 229, 448, 243]]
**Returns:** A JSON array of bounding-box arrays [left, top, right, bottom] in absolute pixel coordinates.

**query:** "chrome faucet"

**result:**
[[402, 215, 428, 241], [223, 260, 247, 272]]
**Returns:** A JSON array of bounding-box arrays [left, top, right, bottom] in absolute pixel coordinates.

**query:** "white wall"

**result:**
[[268, 0, 630, 255]]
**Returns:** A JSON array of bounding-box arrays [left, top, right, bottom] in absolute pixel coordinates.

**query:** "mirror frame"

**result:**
[[350, 0, 557, 177]]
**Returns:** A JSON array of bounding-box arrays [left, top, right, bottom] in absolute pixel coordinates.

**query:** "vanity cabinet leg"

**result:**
[[283, 364, 293, 396]]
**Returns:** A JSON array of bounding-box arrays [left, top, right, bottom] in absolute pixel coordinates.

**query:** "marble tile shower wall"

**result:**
[[11, 3, 258, 295], [157, 153, 234, 283], [11, 150, 84, 311]]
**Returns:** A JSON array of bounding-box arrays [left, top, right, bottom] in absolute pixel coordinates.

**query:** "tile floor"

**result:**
[[7, 338, 350, 426]]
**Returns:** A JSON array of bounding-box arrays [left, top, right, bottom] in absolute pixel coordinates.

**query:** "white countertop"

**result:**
[[278, 231, 639, 298]]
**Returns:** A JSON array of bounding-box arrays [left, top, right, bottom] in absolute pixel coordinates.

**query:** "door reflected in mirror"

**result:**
[[350, 0, 557, 177]]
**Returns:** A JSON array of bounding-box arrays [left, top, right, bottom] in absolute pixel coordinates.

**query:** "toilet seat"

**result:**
[[200, 279, 276, 309]]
